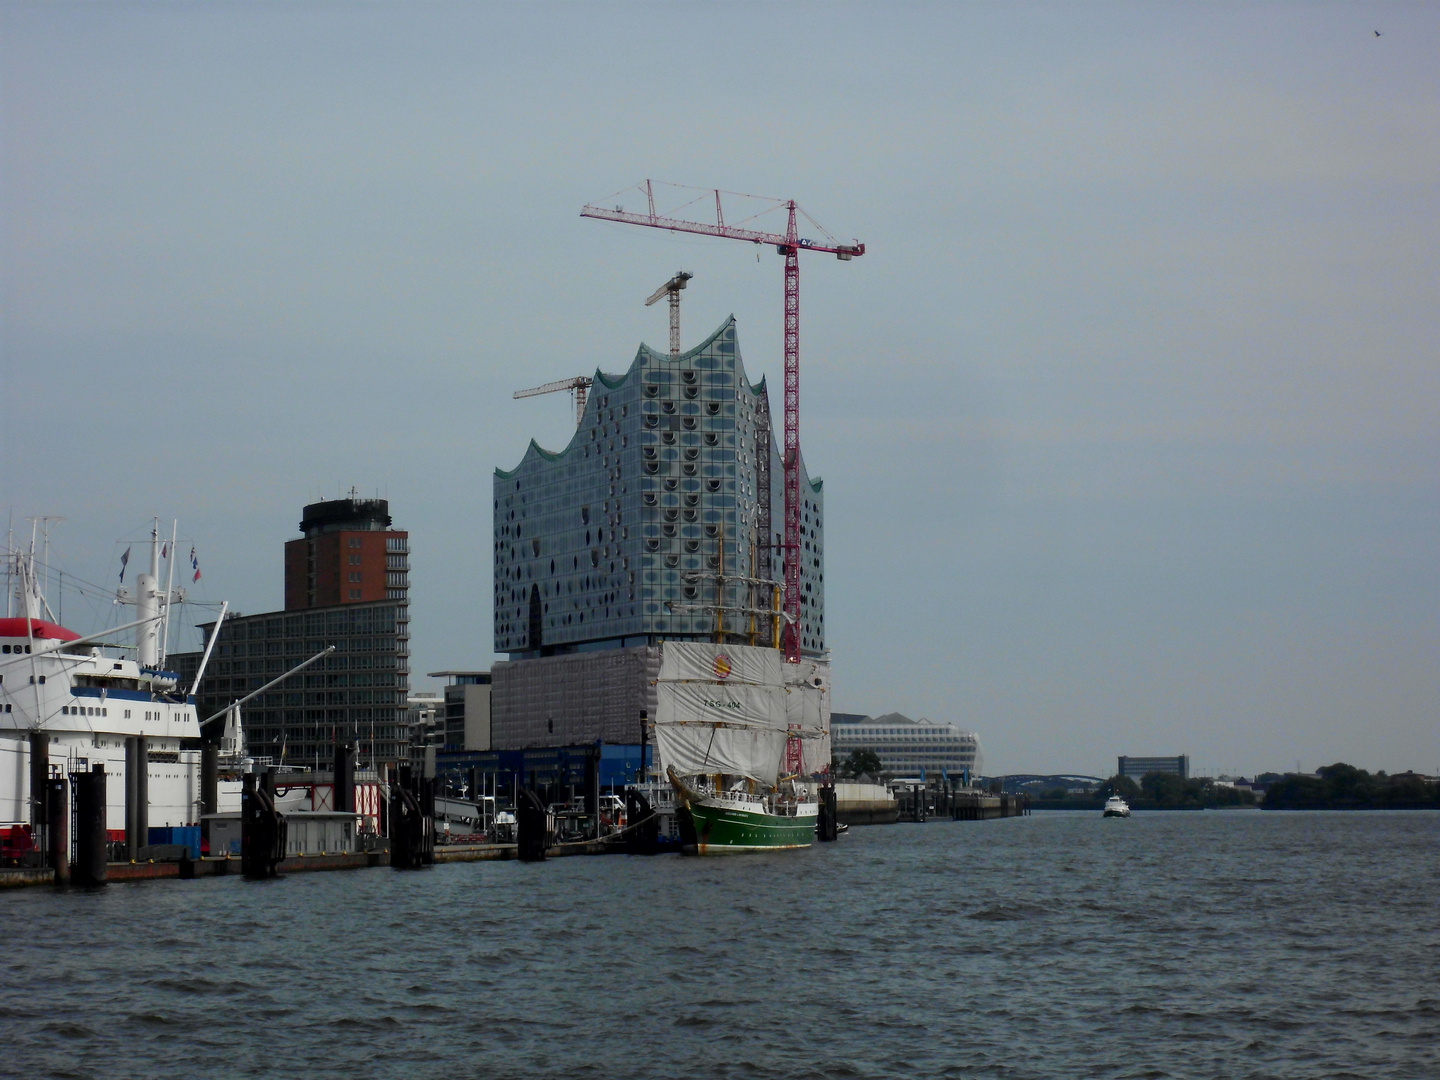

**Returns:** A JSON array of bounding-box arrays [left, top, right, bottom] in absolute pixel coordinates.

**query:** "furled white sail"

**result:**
[[652, 720, 788, 783], [656, 679, 785, 729], [784, 657, 831, 774], [657, 641, 784, 687]]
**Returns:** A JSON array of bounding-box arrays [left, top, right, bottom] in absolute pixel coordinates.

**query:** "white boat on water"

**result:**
[[1, 523, 223, 849], [1103, 794, 1131, 818]]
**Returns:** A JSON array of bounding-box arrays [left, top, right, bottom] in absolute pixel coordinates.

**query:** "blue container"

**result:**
[[148, 826, 201, 859]]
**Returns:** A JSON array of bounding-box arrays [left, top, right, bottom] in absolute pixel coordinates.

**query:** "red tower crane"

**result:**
[[581, 181, 864, 662]]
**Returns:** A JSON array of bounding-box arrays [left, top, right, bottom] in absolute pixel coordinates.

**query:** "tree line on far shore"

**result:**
[[1259, 763, 1440, 810], [1047, 773, 1259, 810]]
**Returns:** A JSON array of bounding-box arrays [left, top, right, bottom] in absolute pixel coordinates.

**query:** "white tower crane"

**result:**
[[645, 270, 693, 358], [513, 376, 594, 428]]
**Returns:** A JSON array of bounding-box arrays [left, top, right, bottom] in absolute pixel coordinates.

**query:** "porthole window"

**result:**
[[683, 386, 698, 399], [706, 402, 720, 415], [682, 464, 697, 476], [645, 385, 659, 397], [704, 433, 718, 446], [683, 447, 698, 460], [684, 540, 700, 553], [662, 401, 676, 414], [682, 417, 697, 430]]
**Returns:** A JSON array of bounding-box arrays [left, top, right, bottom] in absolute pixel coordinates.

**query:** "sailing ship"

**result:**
[[654, 642, 828, 855], [648, 516, 831, 854]]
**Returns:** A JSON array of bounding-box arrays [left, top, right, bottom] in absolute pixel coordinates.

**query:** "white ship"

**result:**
[[0, 523, 221, 845], [1103, 794, 1131, 818]]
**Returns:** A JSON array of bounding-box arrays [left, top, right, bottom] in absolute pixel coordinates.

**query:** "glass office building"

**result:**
[[174, 602, 411, 769], [494, 317, 825, 657]]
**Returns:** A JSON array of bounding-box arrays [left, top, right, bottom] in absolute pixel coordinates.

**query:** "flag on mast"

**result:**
[[190, 545, 201, 583], [119, 547, 131, 583]]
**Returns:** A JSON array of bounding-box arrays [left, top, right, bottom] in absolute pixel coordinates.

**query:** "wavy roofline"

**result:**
[[495, 316, 793, 480]]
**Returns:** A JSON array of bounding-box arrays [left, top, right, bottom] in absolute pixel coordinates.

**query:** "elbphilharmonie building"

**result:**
[[493, 317, 826, 662]]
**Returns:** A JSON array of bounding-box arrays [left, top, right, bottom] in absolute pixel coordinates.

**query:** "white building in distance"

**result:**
[[832, 712, 982, 779]]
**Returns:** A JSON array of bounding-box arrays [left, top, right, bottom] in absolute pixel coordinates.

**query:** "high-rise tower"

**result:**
[[284, 497, 409, 610]]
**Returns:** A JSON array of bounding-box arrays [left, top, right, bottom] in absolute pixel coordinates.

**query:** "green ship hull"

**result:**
[[677, 800, 817, 855]]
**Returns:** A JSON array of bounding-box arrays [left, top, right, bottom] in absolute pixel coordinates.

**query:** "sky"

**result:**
[[2, 2, 1435, 778]]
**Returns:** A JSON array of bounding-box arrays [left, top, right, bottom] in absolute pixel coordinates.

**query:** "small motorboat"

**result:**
[[1103, 794, 1131, 818]]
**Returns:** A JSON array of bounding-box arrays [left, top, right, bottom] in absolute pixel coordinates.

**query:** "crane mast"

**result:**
[[583, 181, 864, 661], [645, 270, 692, 358]]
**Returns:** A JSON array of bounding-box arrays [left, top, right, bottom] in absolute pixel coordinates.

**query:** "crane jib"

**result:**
[[581, 183, 864, 662]]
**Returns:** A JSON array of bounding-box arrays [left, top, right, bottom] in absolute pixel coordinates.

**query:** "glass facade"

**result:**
[[494, 317, 825, 657], [173, 600, 411, 768]]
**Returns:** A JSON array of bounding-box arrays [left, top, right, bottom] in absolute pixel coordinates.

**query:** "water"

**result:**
[[2, 811, 1436, 1079]]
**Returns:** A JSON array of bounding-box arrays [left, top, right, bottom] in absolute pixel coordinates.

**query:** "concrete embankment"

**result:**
[[0, 843, 524, 888], [834, 782, 900, 826]]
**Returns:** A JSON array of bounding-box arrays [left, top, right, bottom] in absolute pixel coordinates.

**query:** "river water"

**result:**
[[3, 810, 1436, 1079]]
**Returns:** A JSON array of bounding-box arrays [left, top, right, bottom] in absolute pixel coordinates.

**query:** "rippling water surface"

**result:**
[[4, 811, 1436, 1079]]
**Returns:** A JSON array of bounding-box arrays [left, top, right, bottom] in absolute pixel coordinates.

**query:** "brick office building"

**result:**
[[285, 497, 410, 609], [173, 497, 411, 768]]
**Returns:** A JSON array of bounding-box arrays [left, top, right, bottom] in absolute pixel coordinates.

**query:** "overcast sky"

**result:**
[[3, 3, 1435, 777]]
